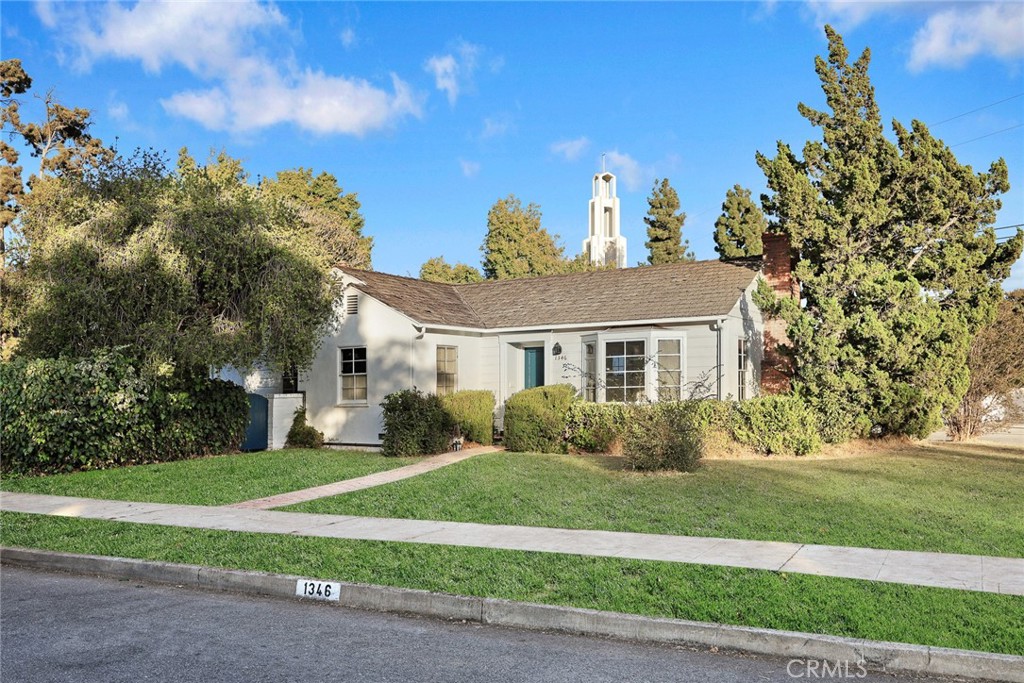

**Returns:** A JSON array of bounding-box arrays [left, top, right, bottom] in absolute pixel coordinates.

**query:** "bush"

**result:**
[[621, 402, 704, 472], [380, 389, 454, 457], [731, 394, 821, 456], [0, 349, 248, 474], [286, 406, 324, 449], [440, 390, 495, 446], [565, 402, 627, 453], [503, 384, 576, 454]]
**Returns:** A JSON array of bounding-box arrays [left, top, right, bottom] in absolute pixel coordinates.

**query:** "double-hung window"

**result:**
[[436, 346, 457, 396], [605, 340, 646, 402], [340, 346, 367, 401], [656, 339, 682, 401]]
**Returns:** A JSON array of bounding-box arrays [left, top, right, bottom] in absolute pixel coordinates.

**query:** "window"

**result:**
[[656, 339, 682, 401], [605, 340, 646, 402], [436, 346, 457, 395], [737, 338, 749, 401], [339, 346, 367, 401], [584, 342, 597, 402]]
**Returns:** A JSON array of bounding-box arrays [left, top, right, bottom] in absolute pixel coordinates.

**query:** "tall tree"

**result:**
[[261, 168, 372, 269], [481, 195, 566, 280], [1, 58, 113, 269], [644, 178, 693, 265], [13, 148, 337, 375], [713, 184, 765, 258], [755, 26, 1023, 439], [420, 256, 483, 283]]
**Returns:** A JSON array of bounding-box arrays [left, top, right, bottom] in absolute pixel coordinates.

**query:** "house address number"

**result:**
[[295, 579, 341, 602]]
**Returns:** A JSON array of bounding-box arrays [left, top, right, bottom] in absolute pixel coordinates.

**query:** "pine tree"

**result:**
[[713, 184, 765, 258], [644, 178, 693, 264], [481, 195, 566, 280], [755, 26, 1022, 439]]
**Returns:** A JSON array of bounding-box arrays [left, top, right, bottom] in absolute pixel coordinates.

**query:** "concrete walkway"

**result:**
[[225, 445, 500, 510], [3, 491, 1021, 597]]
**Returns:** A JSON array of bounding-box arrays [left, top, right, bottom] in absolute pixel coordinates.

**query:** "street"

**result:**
[[1, 566, 950, 683]]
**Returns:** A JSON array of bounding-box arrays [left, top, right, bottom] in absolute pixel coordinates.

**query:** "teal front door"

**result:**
[[524, 347, 544, 389]]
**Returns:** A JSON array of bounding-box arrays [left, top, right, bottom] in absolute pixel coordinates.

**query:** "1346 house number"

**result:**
[[295, 579, 341, 602]]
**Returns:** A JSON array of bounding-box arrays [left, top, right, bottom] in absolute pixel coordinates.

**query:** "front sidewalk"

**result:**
[[3, 490, 1021, 596]]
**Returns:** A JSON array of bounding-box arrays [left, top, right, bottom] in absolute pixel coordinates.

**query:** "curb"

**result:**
[[3, 547, 1021, 682]]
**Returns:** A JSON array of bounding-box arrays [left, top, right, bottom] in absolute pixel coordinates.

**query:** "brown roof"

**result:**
[[340, 258, 760, 330]]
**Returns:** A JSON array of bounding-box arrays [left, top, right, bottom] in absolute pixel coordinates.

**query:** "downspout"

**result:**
[[412, 325, 425, 387], [714, 318, 725, 400]]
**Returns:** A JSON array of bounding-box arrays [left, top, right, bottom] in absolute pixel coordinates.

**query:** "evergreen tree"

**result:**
[[420, 256, 483, 283], [261, 167, 372, 269], [644, 178, 693, 264], [714, 184, 765, 258], [755, 26, 1023, 439], [481, 195, 566, 280]]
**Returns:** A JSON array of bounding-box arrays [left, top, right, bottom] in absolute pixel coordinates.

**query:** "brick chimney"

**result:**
[[760, 232, 796, 394]]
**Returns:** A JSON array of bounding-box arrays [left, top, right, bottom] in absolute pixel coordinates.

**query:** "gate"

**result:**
[[242, 393, 269, 451]]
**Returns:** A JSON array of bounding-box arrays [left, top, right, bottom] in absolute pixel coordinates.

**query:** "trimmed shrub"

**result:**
[[503, 384, 576, 454], [731, 394, 821, 456], [0, 349, 247, 474], [380, 389, 454, 457], [440, 390, 495, 446], [621, 402, 704, 472], [286, 406, 324, 449], [565, 402, 627, 453]]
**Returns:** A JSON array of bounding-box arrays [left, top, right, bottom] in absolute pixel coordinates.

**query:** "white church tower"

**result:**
[[582, 169, 627, 268]]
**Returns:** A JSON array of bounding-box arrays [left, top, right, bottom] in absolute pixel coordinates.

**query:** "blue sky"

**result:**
[[3, 1, 1023, 287]]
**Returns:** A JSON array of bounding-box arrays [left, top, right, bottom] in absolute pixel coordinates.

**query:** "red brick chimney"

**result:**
[[760, 232, 796, 394]]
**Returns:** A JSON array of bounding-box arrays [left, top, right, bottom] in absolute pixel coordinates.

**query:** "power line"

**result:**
[[931, 93, 1024, 127], [951, 123, 1024, 148]]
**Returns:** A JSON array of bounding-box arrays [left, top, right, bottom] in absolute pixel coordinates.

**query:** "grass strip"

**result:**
[[1, 450, 419, 506], [288, 445, 1024, 557], [3, 512, 1022, 656]]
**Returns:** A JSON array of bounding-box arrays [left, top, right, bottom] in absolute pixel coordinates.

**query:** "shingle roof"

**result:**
[[340, 258, 760, 330]]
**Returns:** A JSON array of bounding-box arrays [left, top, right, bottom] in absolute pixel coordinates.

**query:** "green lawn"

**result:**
[[287, 442, 1024, 557], [0, 449, 419, 506], [3, 512, 1021, 656]]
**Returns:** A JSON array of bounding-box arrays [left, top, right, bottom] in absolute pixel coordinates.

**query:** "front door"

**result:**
[[524, 346, 544, 389]]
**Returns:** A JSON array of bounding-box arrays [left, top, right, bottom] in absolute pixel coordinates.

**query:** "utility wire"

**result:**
[[931, 93, 1024, 127], [951, 123, 1024, 148]]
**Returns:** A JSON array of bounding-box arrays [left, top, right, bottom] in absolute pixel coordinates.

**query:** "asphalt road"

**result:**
[[1, 566, 951, 683]]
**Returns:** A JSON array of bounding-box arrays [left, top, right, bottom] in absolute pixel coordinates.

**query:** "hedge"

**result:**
[[731, 395, 821, 456], [440, 390, 495, 446], [621, 401, 705, 472], [380, 389, 454, 457], [502, 384, 577, 454], [564, 402, 627, 453], [0, 349, 248, 474]]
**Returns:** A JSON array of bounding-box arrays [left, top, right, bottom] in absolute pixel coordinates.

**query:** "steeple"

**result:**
[[582, 169, 627, 268]]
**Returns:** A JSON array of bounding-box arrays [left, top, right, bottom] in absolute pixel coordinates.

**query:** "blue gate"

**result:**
[[242, 393, 268, 451]]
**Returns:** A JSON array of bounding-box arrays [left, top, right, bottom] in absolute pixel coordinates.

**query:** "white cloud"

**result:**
[[550, 137, 590, 162], [805, 0, 892, 30], [424, 39, 482, 106], [480, 115, 513, 140], [459, 159, 481, 178], [341, 27, 357, 50], [108, 98, 130, 123], [40, 0, 422, 136], [604, 150, 654, 192], [909, 3, 1024, 72]]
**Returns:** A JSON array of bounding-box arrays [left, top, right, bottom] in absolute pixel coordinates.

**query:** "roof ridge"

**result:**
[[449, 281, 489, 328]]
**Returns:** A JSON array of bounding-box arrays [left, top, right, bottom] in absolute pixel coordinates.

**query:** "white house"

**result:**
[[299, 250, 791, 447], [226, 170, 796, 448]]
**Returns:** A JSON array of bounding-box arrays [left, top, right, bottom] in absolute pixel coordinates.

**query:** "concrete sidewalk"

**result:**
[[3, 491, 1022, 596], [226, 445, 500, 510]]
